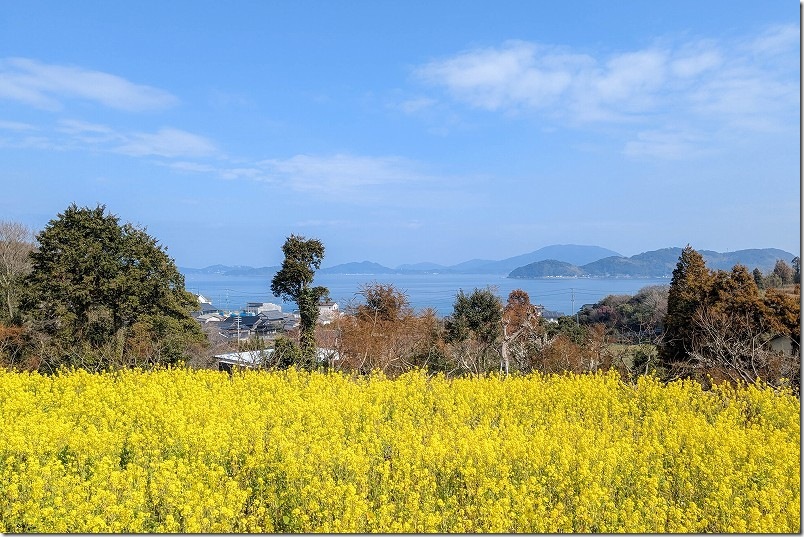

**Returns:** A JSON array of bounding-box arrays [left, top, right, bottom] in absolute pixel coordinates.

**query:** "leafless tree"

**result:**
[[336, 283, 442, 376], [0, 220, 34, 321], [682, 306, 799, 388]]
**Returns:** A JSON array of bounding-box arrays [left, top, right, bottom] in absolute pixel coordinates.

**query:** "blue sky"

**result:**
[[0, 1, 799, 268]]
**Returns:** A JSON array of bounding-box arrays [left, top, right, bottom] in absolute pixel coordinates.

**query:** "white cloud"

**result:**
[[747, 24, 799, 56], [0, 57, 178, 111], [256, 154, 429, 197], [670, 47, 722, 78], [115, 128, 218, 158], [415, 25, 798, 130], [416, 41, 586, 111], [0, 118, 221, 161], [593, 50, 666, 103], [56, 118, 121, 146]]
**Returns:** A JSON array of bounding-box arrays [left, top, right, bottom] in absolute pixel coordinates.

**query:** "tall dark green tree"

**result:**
[[445, 287, 503, 374], [270, 235, 328, 368], [445, 287, 503, 346], [752, 267, 765, 290], [659, 245, 712, 374], [20, 204, 205, 370]]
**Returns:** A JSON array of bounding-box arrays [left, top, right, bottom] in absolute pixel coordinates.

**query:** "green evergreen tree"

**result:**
[[20, 204, 205, 370], [752, 267, 765, 290], [270, 235, 328, 368], [707, 265, 768, 323], [445, 287, 503, 373], [445, 287, 503, 347], [659, 245, 712, 374]]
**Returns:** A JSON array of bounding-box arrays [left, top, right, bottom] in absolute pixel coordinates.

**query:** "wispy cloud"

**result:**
[[256, 154, 430, 198], [164, 152, 441, 203], [115, 128, 218, 158], [416, 41, 587, 113], [414, 24, 798, 140], [0, 119, 219, 161], [747, 23, 799, 55], [0, 57, 178, 111]]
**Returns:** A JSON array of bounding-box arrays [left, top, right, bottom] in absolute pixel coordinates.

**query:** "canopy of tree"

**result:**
[[19, 204, 205, 371]]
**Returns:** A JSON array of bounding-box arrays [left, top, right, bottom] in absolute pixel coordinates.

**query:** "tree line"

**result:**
[[0, 206, 800, 392]]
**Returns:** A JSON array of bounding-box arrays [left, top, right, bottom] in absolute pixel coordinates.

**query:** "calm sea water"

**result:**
[[183, 272, 670, 318]]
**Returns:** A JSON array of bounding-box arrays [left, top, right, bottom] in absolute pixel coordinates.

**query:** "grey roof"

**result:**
[[259, 310, 287, 322]]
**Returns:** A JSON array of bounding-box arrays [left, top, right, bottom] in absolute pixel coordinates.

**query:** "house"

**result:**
[[215, 349, 274, 372], [318, 300, 339, 324], [245, 302, 282, 315], [196, 312, 225, 324], [218, 313, 261, 340], [193, 294, 222, 316], [251, 311, 289, 335], [214, 347, 339, 372], [283, 315, 300, 332]]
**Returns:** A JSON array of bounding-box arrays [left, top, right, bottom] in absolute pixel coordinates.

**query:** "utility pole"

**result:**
[[571, 287, 576, 323]]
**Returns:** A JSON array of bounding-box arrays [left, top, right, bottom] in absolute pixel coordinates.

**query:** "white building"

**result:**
[[317, 300, 339, 324], [214, 347, 339, 372], [245, 302, 283, 315]]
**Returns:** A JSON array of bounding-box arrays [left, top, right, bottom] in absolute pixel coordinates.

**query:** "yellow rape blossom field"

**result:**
[[0, 368, 799, 533]]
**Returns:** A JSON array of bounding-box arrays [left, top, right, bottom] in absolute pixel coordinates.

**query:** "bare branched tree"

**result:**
[[336, 283, 441, 376], [682, 306, 799, 388], [0, 220, 34, 321]]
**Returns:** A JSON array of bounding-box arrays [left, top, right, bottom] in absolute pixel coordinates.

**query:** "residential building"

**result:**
[[245, 302, 282, 315], [318, 300, 339, 324]]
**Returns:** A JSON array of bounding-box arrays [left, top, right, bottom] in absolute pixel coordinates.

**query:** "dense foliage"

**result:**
[[16, 205, 204, 371], [0, 368, 798, 533], [270, 235, 328, 366], [659, 246, 800, 389], [577, 285, 668, 343]]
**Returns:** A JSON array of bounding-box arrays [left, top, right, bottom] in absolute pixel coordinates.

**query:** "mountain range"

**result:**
[[510, 247, 796, 279], [180, 244, 797, 279]]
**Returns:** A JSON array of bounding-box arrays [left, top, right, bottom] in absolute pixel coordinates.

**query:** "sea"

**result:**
[[183, 272, 671, 318]]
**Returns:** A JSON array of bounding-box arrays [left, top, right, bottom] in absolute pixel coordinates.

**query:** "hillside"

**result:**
[[509, 247, 798, 279], [454, 244, 622, 274], [318, 261, 398, 275], [508, 260, 586, 278]]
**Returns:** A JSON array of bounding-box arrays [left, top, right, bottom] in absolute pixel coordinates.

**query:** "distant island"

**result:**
[[180, 245, 798, 280]]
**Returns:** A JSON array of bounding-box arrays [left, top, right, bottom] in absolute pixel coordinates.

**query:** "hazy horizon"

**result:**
[[1, 1, 798, 269], [177, 243, 799, 271]]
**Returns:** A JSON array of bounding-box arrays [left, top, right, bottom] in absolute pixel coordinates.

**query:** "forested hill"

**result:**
[[509, 247, 797, 279]]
